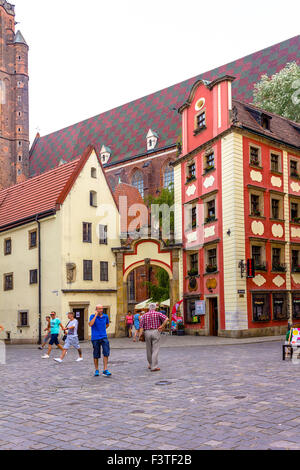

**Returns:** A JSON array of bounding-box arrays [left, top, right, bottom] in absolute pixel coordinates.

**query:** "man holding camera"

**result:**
[[89, 305, 112, 377]]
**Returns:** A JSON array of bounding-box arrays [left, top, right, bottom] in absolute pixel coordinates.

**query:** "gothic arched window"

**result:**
[[132, 170, 144, 198], [164, 165, 174, 189]]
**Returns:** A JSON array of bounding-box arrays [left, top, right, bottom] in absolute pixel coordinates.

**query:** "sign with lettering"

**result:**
[[195, 301, 206, 316]]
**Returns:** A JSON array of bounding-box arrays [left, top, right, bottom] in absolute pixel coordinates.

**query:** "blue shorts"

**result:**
[[49, 334, 59, 346], [92, 338, 110, 359]]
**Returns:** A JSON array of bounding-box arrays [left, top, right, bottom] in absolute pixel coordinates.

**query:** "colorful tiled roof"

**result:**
[[0, 159, 79, 230], [30, 35, 300, 176]]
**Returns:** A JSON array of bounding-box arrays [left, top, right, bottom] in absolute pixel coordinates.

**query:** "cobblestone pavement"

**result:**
[[1, 340, 300, 450]]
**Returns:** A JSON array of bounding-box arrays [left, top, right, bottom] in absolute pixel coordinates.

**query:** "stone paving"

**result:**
[[1, 339, 300, 450]]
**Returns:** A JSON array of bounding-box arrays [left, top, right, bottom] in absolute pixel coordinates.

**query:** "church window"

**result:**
[[164, 165, 174, 189], [132, 170, 144, 198]]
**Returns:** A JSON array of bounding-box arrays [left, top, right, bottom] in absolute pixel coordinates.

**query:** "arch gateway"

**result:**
[[113, 239, 181, 337]]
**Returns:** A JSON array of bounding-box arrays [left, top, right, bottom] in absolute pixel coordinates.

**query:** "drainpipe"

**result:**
[[36, 214, 42, 344]]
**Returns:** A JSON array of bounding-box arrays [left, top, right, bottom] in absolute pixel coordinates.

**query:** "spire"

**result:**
[[14, 30, 27, 45]]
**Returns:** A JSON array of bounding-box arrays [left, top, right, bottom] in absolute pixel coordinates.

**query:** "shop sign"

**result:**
[[195, 301, 206, 316]]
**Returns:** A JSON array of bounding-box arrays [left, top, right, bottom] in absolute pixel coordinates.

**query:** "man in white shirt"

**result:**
[[54, 312, 83, 363]]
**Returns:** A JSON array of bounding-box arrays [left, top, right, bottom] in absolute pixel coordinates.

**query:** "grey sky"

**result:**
[[15, 0, 299, 142]]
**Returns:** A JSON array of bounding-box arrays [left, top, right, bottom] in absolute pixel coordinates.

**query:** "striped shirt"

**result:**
[[140, 310, 168, 331]]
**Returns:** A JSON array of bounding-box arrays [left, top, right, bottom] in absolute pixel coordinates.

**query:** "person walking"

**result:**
[[125, 311, 134, 338], [139, 303, 169, 372], [38, 316, 51, 350], [133, 311, 142, 342], [54, 312, 83, 363], [89, 305, 112, 377], [41, 312, 65, 359]]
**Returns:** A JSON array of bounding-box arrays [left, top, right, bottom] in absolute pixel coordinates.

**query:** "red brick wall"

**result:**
[[0, 3, 29, 190]]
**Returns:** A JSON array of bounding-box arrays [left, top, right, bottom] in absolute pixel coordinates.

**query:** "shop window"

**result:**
[[293, 295, 300, 319], [252, 294, 270, 322], [83, 260, 93, 281], [185, 298, 201, 324], [83, 223, 92, 243], [250, 146, 261, 167], [273, 293, 288, 321]]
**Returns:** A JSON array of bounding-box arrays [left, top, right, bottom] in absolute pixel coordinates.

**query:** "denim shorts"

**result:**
[[92, 338, 110, 359], [49, 334, 59, 346]]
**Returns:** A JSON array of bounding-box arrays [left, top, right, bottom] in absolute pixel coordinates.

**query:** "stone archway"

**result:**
[[113, 239, 180, 337]]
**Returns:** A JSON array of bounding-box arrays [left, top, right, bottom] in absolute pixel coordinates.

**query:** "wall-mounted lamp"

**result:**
[[227, 229, 231, 236]]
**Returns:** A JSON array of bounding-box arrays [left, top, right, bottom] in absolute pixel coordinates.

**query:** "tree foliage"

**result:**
[[253, 62, 300, 123], [145, 268, 170, 304], [145, 185, 175, 236]]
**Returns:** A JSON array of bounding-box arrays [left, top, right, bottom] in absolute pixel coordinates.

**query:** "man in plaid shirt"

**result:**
[[139, 303, 169, 372]]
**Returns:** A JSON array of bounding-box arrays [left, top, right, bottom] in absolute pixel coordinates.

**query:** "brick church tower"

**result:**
[[0, 0, 29, 189]]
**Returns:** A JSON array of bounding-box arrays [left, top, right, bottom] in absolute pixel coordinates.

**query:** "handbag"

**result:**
[[139, 331, 145, 342], [62, 321, 70, 342]]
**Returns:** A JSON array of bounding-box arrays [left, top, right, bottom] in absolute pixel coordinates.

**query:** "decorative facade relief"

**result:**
[[291, 181, 300, 193], [292, 274, 300, 285], [186, 184, 196, 197], [204, 225, 215, 239], [271, 224, 284, 238], [252, 275, 266, 287], [291, 227, 300, 238], [251, 221, 264, 236], [272, 275, 285, 287], [187, 232, 197, 243], [203, 175, 215, 189], [250, 170, 262, 183], [271, 176, 282, 188]]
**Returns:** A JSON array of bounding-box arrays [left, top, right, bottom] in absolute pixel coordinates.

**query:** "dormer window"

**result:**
[[261, 114, 271, 131], [100, 145, 111, 165], [146, 129, 158, 151]]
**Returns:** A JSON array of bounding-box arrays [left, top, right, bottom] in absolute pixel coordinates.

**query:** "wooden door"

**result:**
[[209, 298, 219, 336]]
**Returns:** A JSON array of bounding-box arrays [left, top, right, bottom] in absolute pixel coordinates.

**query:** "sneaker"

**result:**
[[38, 346, 43, 350], [54, 358, 63, 363], [76, 358, 83, 362], [103, 370, 112, 377], [41, 354, 50, 359], [94, 370, 100, 377]]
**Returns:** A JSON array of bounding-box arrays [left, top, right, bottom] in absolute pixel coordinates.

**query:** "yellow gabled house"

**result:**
[[0, 147, 120, 343]]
